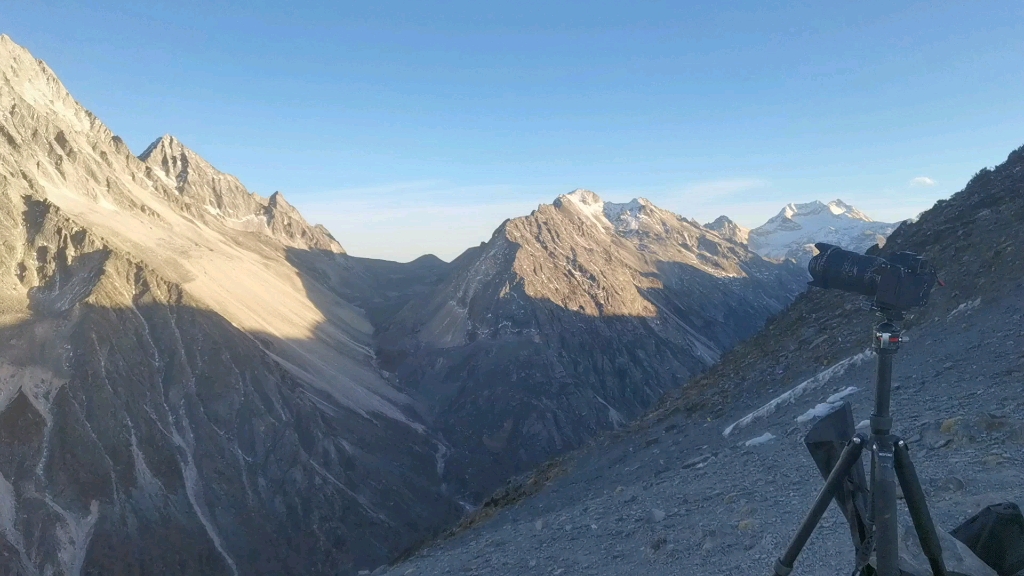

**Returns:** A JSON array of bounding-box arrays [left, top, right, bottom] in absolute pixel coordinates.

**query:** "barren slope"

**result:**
[[381, 289, 1024, 575], [379, 189, 808, 501], [379, 147, 1024, 576], [0, 34, 460, 575]]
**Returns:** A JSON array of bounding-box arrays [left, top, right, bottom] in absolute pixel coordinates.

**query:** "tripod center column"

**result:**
[[871, 321, 901, 435]]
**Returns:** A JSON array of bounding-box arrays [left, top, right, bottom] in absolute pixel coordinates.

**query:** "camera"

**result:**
[[807, 242, 938, 312]]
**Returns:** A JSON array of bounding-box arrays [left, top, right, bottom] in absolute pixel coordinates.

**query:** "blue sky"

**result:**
[[5, 1, 1023, 261]]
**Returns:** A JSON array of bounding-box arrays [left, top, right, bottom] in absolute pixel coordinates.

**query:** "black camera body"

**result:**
[[807, 243, 938, 312]]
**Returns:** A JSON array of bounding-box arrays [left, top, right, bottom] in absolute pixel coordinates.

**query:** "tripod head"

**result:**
[[872, 309, 904, 356]]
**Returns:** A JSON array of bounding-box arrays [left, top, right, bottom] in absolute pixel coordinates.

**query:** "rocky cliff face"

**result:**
[[0, 34, 460, 575], [704, 215, 750, 245], [379, 189, 808, 500], [139, 134, 345, 253]]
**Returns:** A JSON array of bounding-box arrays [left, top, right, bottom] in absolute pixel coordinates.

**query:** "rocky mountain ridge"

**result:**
[[139, 134, 344, 253], [379, 187, 809, 501], [703, 215, 749, 245], [679, 154, 1024, 421], [0, 33, 462, 575]]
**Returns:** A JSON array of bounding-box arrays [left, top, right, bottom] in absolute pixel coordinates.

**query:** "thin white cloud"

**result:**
[[909, 176, 936, 187]]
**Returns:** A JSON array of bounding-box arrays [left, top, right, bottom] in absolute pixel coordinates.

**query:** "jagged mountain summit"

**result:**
[[703, 215, 750, 244], [0, 34, 460, 575], [379, 188, 808, 501], [139, 134, 344, 253], [746, 199, 899, 263]]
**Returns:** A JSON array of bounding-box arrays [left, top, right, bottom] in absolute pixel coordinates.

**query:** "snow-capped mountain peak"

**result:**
[[771, 199, 871, 224], [561, 188, 603, 206], [779, 201, 820, 220], [603, 198, 656, 233], [748, 199, 899, 264], [826, 198, 870, 220], [554, 189, 656, 232]]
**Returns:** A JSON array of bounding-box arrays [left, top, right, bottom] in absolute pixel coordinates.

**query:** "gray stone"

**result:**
[[897, 522, 997, 576], [681, 454, 715, 469], [937, 476, 967, 492]]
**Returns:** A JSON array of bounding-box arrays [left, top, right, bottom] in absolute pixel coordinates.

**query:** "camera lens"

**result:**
[[807, 243, 888, 298]]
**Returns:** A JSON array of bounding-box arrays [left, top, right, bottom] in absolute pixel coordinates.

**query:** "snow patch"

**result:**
[[795, 385, 858, 424], [947, 298, 981, 320], [435, 440, 449, 478], [559, 189, 608, 229], [826, 386, 860, 404], [797, 402, 843, 424], [594, 394, 625, 428], [744, 432, 775, 446], [723, 350, 873, 437], [603, 198, 650, 231]]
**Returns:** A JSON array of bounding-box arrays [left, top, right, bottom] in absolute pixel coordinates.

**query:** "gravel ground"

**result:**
[[377, 288, 1024, 576]]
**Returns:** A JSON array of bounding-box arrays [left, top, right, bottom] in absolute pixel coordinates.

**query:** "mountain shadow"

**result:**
[[0, 276, 463, 576], [286, 221, 808, 504]]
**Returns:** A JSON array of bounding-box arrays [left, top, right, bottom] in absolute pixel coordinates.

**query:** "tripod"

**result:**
[[772, 310, 949, 576]]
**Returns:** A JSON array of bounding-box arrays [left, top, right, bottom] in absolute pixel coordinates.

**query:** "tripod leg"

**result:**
[[772, 434, 867, 576], [871, 437, 900, 576], [894, 439, 948, 576]]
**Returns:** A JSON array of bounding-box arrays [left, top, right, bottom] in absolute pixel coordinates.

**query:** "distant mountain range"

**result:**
[[0, 34, 811, 575], [708, 199, 901, 265], [378, 142, 1024, 576]]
